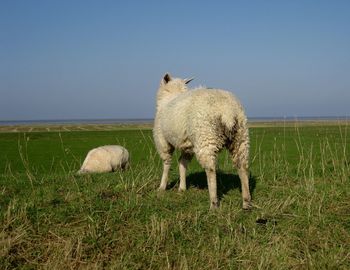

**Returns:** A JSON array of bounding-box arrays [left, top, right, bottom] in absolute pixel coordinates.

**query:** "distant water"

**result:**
[[0, 116, 348, 126], [0, 118, 154, 126], [248, 116, 349, 122]]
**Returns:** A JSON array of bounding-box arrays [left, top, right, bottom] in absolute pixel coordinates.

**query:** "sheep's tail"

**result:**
[[221, 110, 250, 170]]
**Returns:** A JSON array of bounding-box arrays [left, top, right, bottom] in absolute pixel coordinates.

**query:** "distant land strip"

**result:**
[[0, 118, 348, 133]]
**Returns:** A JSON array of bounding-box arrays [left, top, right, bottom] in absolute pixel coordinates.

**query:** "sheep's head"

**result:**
[[158, 73, 193, 95], [156, 73, 194, 108]]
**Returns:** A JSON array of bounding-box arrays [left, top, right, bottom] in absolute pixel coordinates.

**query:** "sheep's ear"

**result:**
[[162, 73, 172, 84], [184, 77, 194, 84]]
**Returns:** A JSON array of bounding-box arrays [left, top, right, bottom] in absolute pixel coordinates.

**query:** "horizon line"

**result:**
[[0, 115, 349, 125]]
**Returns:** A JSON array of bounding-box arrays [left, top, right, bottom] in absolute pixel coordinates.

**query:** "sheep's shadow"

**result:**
[[170, 170, 256, 200]]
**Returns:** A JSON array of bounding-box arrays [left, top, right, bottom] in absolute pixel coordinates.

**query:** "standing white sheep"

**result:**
[[77, 145, 129, 174], [153, 73, 252, 209]]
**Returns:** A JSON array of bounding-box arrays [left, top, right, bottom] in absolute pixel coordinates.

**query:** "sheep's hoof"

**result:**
[[178, 187, 187, 192], [158, 186, 167, 192], [210, 201, 220, 210], [242, 201, 253, 210]]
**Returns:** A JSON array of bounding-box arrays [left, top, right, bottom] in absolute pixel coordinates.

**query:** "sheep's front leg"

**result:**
[[178, 159, 187, 191], [205, 168, 219, 209], [159, 158, 172, 191], [178, 153, 192, 191]]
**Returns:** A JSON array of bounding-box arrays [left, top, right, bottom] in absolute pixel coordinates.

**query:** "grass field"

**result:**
[[1, 122, 349, 269]]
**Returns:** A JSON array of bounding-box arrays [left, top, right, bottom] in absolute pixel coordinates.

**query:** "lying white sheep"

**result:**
[[153, 73, 251, 209], [77, 145, 129, 174]]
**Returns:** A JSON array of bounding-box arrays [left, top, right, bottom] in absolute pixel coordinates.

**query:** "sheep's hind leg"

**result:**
[[158, 148, 174, 191], [178, 153, 192, 191], [231, 149, 252, 210], [196, 150, 219, 209], [205, 167, 219, 209], [158, 159, 171, 191], [238, 167, 252, 210]]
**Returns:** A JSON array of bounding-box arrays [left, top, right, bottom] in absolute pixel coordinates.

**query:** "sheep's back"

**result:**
[[159, 89, 245, 149], [100, 145, 129, 167]]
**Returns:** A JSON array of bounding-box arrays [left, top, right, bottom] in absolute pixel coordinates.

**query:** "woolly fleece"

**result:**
[[153, 73, 251, 209], [78, 145, 129, 174]]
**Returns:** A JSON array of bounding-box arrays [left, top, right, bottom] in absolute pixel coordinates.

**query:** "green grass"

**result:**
[[1, 123, 349, 269]]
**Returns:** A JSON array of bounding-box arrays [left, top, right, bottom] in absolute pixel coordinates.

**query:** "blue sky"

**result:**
[[1, 1, 349, 120]]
